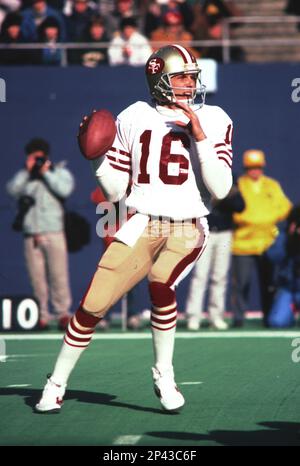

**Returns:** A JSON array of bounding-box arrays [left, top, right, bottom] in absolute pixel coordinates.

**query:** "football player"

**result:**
[[36, 44, 233, 413]]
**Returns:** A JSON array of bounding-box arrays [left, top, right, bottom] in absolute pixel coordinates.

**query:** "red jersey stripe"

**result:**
[[107, 155, 131, 166], [214, 143, 232, 152], [217, 150, 233, 159], [218, 156, 232, 168], [110, 147, 131, 157], [109, 162, 132, 174]]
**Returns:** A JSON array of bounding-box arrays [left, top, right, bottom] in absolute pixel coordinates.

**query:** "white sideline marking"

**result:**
[[179, 381, 203, 385], [3, 354, 41, 357], [7, 384, 31, 388], [113, 435, 141, 446], [1, 331, 300, 340], [0, 354, 42, 362], [1, 353, 54, 363]]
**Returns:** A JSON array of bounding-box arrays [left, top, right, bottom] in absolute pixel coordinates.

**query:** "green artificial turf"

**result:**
[[0, 333, 299, 446]]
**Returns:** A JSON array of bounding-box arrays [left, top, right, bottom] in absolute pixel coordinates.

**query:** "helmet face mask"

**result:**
[[156, 70, 204, 106], [145, 44, 206, 108]]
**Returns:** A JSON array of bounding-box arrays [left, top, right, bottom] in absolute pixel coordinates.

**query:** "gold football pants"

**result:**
[[81, 218, 209, 318]]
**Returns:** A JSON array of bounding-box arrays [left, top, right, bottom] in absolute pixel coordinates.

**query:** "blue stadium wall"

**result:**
[[0, 63, 299, 316]]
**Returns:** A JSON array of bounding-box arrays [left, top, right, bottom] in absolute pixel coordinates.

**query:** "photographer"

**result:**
[[266, 205, 300, 328], [6, 138, 75, 330]]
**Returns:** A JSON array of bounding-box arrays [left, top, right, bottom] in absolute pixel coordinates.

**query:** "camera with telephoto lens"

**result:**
[[30, 156, 47, 179], [12, 195, 35, 232]]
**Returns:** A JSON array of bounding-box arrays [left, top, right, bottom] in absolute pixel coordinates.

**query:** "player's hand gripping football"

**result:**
[[78, 109, 96, 134], [174, 101, 206, 142]]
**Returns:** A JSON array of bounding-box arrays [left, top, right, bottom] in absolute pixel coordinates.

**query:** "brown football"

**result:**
[[78, 109, 116, 160]]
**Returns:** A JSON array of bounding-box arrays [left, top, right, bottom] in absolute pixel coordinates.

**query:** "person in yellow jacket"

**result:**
[[231, 149, 292, 327]]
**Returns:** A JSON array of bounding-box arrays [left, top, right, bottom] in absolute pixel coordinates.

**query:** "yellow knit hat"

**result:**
[[243, 149, 266, 168]]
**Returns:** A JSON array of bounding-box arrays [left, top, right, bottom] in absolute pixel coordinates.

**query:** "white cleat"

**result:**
[[35, 375, 66, 413], [211, 318, 229, 330], [187, 317, 200, 331], [152, 367, 185, 412]]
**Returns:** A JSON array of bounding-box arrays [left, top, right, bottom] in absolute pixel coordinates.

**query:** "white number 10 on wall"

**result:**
[[0, 298, 39, 330]]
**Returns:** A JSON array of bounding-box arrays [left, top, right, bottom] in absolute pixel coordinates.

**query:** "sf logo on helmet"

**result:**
[[146, 58, 164, 75]]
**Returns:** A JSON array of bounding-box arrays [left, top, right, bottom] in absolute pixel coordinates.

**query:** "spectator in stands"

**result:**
[[68, 14, 109, 66], [185, 178, 245, 331], [143, 0, 164, 38], [108, 16, 152, 66], [90, 186, 143, 330], [47, 0, 66, 10], [105, 0, 140, 36], [0, 0, 21, 30], [161, 0, 194, 31], [285, 0, 300, 14], [266, 205, 300, 328], [6, 138, 74, 330], [97, 0, 116, 19], [65, 0, 96, 41], [36, 16, 63, 65], [143, 1, 194, 39], [191, 0, 244, 62], [285, 0, 300, 30], [21, 0, 38, 8], [0, 12, 32, 65], [231, 150, 292, 327], [116, 0, 137, 17], [150, 10, 200, 58], [21, 0, 66, 42]]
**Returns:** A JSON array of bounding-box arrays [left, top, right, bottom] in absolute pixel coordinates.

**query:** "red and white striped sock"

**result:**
[[149, 282, 177, 373], [51, 307, 100, 386]]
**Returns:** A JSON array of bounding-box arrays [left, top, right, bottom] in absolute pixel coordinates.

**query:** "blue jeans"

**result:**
[[268, 288, 300, 328]]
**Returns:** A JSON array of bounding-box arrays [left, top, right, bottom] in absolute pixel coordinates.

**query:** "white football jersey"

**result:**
[[105, 101, 233, 219]]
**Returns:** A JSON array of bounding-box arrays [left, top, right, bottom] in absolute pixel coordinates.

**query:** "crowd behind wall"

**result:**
[[0, 0, 299, 66]]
